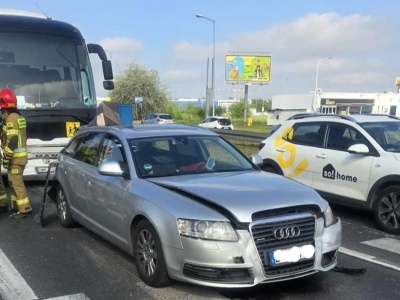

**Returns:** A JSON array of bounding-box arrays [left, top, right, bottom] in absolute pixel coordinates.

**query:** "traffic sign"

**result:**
[[134, 97, 143, 104]]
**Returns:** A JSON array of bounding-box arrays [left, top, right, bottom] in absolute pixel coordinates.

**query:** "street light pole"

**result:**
[[196, 14, 215, 116], [314, 57, 332, 112]]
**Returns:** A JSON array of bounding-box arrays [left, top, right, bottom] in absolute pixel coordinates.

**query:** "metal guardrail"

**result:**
[[211, 129, 268, 143]]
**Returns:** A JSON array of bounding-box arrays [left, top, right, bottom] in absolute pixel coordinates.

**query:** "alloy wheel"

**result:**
[[136, 229, 158, 277]]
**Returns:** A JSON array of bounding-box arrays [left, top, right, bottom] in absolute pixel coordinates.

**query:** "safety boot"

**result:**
[[10, 211, 32, 219]]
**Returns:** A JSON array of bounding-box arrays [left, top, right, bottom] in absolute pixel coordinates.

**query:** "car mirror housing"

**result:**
[[99, 161, 125, 177], [348, 143, 370, 154], [249, 154, 263, 166]]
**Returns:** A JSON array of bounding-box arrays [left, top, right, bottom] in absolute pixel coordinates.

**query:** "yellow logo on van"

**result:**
[[66, 122, 80, 137], [274, 125, 309, 179]]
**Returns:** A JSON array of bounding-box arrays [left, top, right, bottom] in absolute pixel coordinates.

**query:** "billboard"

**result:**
[[225, 54, 271, 83]]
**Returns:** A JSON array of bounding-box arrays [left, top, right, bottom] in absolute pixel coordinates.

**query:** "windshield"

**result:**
[[360, 121, 400, 152], [129, 135, 254, 177], [0, 32, 96, 109]]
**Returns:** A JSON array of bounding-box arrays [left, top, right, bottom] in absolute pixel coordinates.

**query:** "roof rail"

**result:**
[[287, 113, 356, 122]]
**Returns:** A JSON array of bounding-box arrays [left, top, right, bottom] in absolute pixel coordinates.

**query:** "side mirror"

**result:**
[[249, 154, 263, 166], [99, 161, 125, 177], [102, 60, 113, 80], [103, 80, 114, 90], [348, 143, 370, 154]]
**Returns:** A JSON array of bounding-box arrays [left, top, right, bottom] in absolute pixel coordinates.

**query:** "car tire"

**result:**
[[133, 219, 174, 287], [56, 184, 76, 228], [373, 186, 400, 234]]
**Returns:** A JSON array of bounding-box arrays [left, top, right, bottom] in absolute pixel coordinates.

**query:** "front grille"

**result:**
[[251, 213, 316, 276]]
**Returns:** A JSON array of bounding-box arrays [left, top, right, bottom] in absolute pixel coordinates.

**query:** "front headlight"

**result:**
[[323, 205, 335, 227], [177, 219, 238, 241]]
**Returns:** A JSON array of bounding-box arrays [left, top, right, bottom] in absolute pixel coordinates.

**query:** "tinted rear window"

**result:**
[[160, 114, 173, 119], [219, 119, 231, 125]]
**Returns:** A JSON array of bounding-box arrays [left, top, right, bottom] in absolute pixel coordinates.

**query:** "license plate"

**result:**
[[35, 166, 56, 174], [266, 244, 315, 266]]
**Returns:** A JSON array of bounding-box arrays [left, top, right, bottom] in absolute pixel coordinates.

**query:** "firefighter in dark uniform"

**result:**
[[0, 88, 32, 218]]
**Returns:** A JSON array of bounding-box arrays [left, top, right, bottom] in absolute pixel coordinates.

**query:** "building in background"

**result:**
[[267, 91, 400, 125]]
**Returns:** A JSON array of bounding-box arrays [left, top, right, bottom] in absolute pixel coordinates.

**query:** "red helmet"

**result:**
[[0, 88, 17, 108]]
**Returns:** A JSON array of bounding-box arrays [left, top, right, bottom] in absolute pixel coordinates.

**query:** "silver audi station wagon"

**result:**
[[49, 124, 342, 288]]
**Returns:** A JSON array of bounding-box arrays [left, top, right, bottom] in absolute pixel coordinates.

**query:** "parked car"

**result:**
[[258, 113, 400, 234], [49, 124, 341, 288], [142, 113, 174, 124], [199, 116, 233, 130]]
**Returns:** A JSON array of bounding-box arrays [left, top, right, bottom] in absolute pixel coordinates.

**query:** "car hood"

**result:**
[[146, 171, 327, 222]]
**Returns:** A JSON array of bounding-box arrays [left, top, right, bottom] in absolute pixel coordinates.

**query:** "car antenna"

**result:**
[[35, 3, 52, 19]]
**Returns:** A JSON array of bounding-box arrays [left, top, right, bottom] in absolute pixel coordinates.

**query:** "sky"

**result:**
[[3, 1, 400, 100]]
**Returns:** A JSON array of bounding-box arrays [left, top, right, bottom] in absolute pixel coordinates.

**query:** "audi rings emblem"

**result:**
[[274, 226, 301, 240]]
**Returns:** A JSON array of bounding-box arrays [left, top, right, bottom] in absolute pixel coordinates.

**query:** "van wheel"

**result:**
[[133, 219, 174, 287], [56, 185, 76, 228], [373, 186, 400, 234]]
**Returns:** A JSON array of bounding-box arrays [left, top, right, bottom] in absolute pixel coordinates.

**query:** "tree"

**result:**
[[109, 64, 170, 120], [214, 105, 226, 116], [230, 101, 251, 119]]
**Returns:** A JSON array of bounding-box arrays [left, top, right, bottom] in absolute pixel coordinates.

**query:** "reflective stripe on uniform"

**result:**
[[0, 194, 7, 206], [6, 129, 19, 135], [4, 148, 27, 158], [11, 152, 27, 158], [4, 147, 13, 155], [16, 197, 31, 213], [16, 197, 30, 206]]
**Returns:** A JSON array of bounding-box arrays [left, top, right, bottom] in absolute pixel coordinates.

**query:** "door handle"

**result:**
[[276, 148, 286, 153], [316, 153, 327, 159]]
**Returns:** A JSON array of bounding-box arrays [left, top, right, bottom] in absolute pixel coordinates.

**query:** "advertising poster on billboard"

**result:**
[[225, 54, 271, 83]]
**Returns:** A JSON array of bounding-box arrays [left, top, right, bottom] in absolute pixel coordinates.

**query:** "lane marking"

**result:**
[[361, 237, 400, 254], [0, 249, 38, 300], [45, 293, 90, 300], [0, 249, 89, 300], [339, 247, 400, 272]]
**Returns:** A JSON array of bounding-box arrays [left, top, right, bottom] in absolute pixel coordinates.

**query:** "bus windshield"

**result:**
[[0, 32, 96, 109]]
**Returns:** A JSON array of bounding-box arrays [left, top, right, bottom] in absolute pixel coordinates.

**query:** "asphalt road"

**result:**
[[0, 183, 399, 300]]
